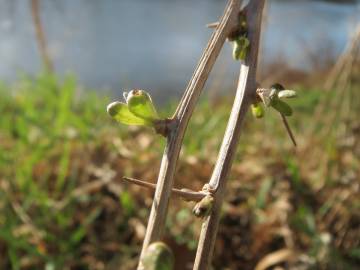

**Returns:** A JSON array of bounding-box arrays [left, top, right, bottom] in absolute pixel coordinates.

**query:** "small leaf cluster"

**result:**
[[252, 83, 297, 119], [233, 36, 250, 61], [107, 89, 159, 127], [231, 13, 250, 61]]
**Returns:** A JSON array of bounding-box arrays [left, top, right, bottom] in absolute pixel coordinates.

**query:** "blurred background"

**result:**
[[0, 0, 359, 269]]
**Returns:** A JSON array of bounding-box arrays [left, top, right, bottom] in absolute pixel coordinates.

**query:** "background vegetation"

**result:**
[[0, 1, 359, 269], [0, 56, 359, 269]]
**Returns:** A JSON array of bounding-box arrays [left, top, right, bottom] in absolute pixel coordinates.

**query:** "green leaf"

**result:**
[[270, 99, 293, 116], [278, 90, 297, 99], [127, 90, 159, 121], [107, 101, 151, 126]]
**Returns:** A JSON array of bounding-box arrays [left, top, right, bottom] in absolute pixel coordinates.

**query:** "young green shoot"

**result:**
[[256, 83, 298, 146], [231, 11, 250, 61], [107, 89, 160, 127]]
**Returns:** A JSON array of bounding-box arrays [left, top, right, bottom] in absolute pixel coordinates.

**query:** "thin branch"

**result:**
[[193, 1, 265, 269], [137, 1, 242, 268], [122, 177, 206, 202], [30, 0, 54, 72]]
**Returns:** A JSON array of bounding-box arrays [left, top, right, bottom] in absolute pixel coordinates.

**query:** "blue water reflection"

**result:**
[[0, 0, 358, 99]]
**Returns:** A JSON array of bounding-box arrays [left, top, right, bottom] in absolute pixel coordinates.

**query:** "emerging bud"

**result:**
[[106, 89, 160, 127], [192, 194, 214, 218], [251, 103, 264, 118], [256, 88, 274, 107], [106, 101, 151, 126], [127, 89, 159, 121], [141, 242, 174, 270], [232, 36, 250, 61]]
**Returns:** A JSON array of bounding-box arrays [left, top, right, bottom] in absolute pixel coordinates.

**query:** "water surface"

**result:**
[[0, 0, 359, 99]]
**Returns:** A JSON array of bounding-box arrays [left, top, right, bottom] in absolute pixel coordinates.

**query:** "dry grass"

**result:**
[[0, 53, 359, 269]]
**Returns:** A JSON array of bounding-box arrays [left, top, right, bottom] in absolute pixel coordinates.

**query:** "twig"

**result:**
[[30, 0, 54, 72], [193, 1, 265, 269], [137, 1, 242, 268], [122, 177, 206, 202]]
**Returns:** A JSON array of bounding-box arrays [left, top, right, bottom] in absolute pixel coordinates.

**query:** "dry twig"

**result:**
[[137, 1, 242, 268], [30, 0, 54, 72], [193, 1, 265, 268], [122, 177, 206, 202]]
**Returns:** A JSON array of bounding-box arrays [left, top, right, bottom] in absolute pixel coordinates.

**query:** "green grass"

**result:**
[[0, 72, 358, 269], [0, 73, 117, 269]]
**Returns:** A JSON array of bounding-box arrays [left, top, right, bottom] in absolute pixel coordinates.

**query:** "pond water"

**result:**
[[0, 0, 359, 99]]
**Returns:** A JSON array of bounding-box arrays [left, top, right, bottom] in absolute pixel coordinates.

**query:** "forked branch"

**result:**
[[193, 1, 266, 269], [137, 1, 242, 269]]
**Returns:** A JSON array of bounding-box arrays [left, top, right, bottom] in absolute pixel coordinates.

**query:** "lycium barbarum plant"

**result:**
[[254, 83, 297, 118], [107, 89, 160, 127], [254, 83, 298, 146], [268, 83, 296, 116]]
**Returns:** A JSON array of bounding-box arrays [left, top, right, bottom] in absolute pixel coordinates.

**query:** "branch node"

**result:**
[[153, 118, 177, 137], [227, 10, 247, 41]]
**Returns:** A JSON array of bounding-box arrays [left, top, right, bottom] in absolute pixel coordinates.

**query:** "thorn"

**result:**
[[122, 177, 206, 202], [280, 113, 297, 147], [206, 21, 219, 29]]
